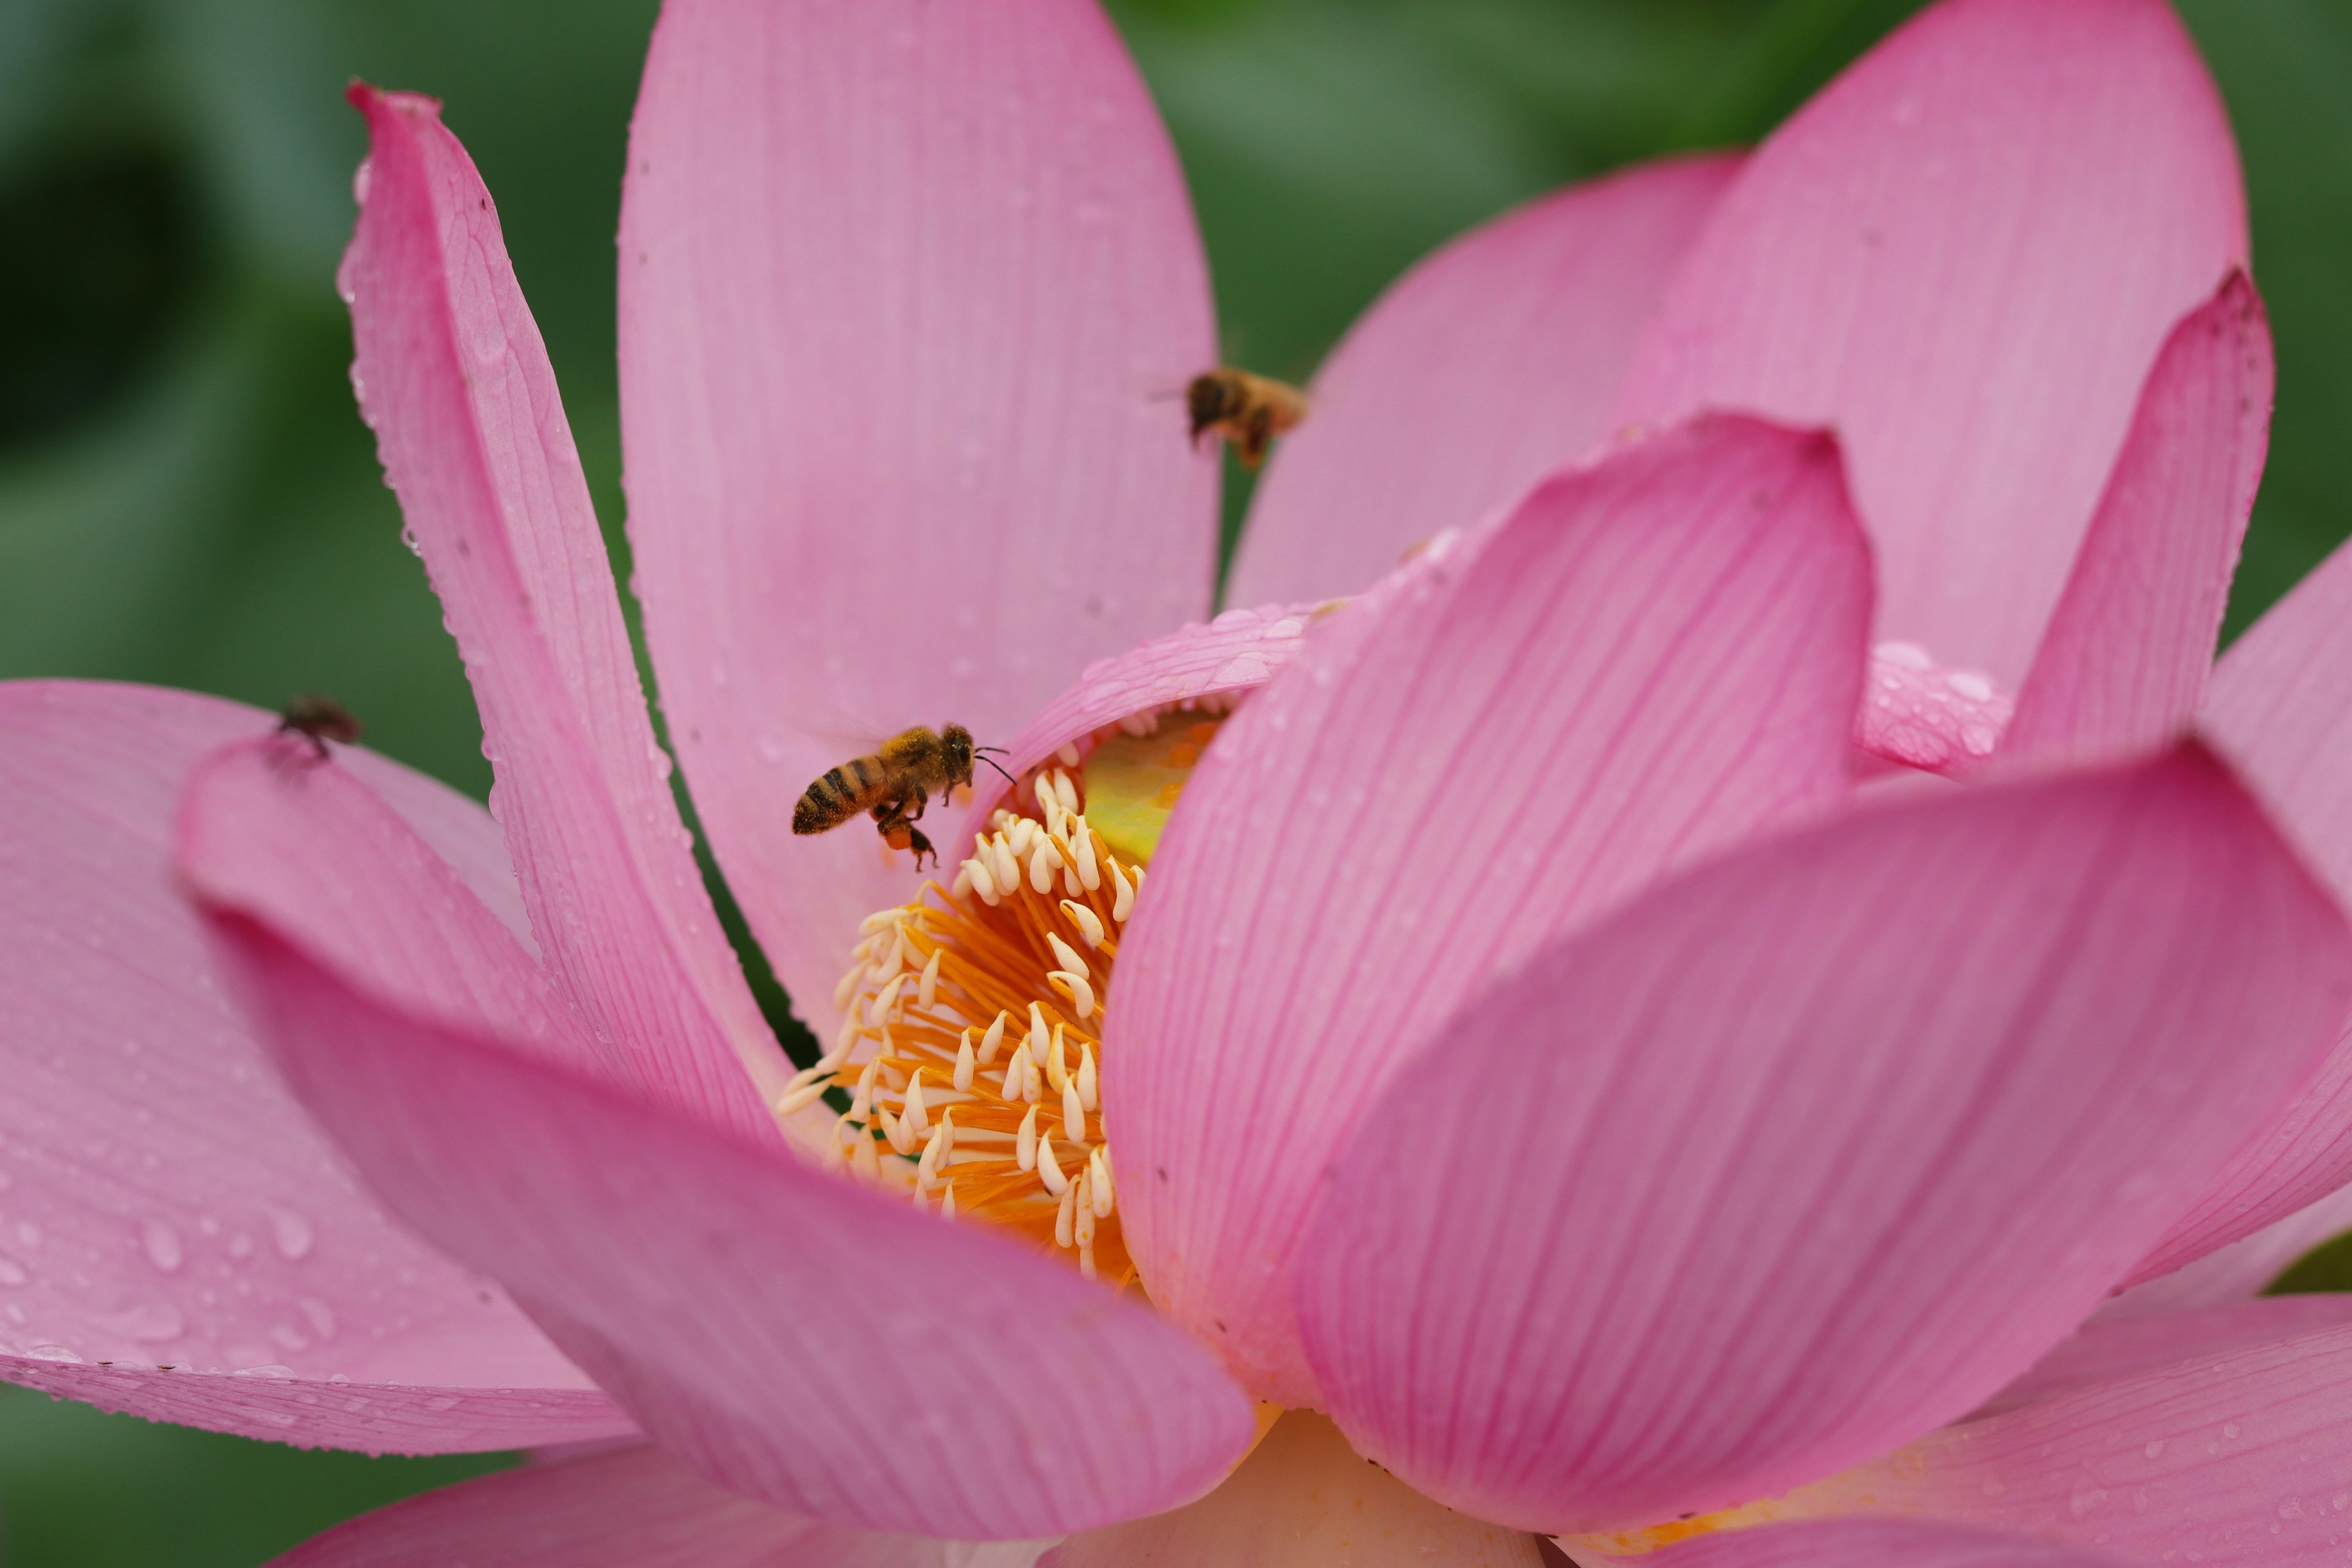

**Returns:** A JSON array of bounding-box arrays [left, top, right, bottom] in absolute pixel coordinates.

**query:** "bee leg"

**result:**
[[906, 788, 929, 824], [1236, 404, 1275, 469], [872, 801, 938, 872]]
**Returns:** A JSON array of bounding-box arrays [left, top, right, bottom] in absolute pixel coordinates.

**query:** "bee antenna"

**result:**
[[977, 754, 1019, 786]]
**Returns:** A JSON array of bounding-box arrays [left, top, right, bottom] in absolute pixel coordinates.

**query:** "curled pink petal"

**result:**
[[1978, 1297, 2352, 1419], [949, 603, 1314, 839], [2102, 1181, 2352, 1319], [1296, 744, 2352, 1531], [618, 0, 1218, 1041], [2007, 273, 2272, 763], [0, 680, 619, 1450], [1614, 0, 2247, 690], [1642, 1519, 2128, 1568], [178, 739, 616, 1084], [1227, 153, 1740, 607], [1777, 1322, 2352, 1561], [340, 85, 785, 1131], [270, 1442, 1020, 1567], [1112, 416, 1871, 1404], [1043, 1412, 1543, 1568], [194, 905, 1253, 1539]]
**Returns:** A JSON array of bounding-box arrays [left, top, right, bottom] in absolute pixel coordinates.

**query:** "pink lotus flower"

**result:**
[[12, 0, 2352, 1562]]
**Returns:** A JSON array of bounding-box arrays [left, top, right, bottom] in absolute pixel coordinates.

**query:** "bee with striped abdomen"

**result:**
[[794, 725, 1012, 871]]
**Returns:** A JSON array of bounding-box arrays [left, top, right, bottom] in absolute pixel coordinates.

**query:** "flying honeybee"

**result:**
[[794, 725, 1014, 870], [1187, 368, 1308, 469], [277, 693, 362, 758]]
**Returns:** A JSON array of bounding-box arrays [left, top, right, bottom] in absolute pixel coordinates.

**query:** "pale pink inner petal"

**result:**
[[1977, 1297, 2352, 1418], [1227, 153, 1740, 608], [948, 603, 1315, 843], [618, 0, 1219, 1042], [1613, 0, 2247, 690], [198, 905, 1253, 1540], [1774, 1322, 2352, 1561], [1635, 1518, 2129, 1568], [340, 86, 786, 1132], [2007, 273, 2272, 763], [1295, 744, 2352, 1532], [1111, 416, 1871, 1405], [1044, 1412, 1542, 1568], [0, 680, 617, 1451], [271, 1442, 1039, 1568]]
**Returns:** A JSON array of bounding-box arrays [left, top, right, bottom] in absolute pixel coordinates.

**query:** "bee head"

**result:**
[[1186, 371, 1234, 442], [940, 724, 977, 787]]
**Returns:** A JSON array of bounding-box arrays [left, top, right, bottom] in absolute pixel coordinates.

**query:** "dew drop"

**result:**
[[142, 1218, 185, 1273], [266, 1206, 315, 1262]]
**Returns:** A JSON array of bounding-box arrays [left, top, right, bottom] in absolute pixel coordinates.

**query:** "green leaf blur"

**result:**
[[4, 1, 2349, 1561]]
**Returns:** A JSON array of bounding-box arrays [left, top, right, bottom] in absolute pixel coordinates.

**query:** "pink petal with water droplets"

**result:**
[[1614, 0, 2247, 690], [340, 86, 785, 1132], [1853, 641, 2013, 775], [1296, 745, 2352, 1532], [1776, 1322, 2352, 1562], [1640, 1520, 2128, 1568], [1112, 416, 1871, 1405], [1227, 153, 1740, 607], [618, 0, 1218, 1041], [2007, 273, 2272, 763], [1978, 1298, 2352, 1419], [194, 911, 1252, 1539], [270, 1443, 1042, 1568], [1044, 1413, 1543, 1568], [0, 680, 620, 1451]]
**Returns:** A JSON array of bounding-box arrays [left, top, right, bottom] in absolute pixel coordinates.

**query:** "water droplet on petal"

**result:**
[[142, 1219, 184, 1273]]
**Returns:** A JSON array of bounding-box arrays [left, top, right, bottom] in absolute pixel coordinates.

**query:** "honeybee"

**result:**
[[1187, 368, 1308, 469], [277, 693, 362, 758], [794, 725, 1012, 870]]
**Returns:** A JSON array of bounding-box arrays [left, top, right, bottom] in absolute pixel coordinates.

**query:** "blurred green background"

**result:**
[[1, 0, 2346, 1560]]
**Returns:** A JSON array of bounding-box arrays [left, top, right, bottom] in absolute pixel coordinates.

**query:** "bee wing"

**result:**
[[774, 692, 902, 760]]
